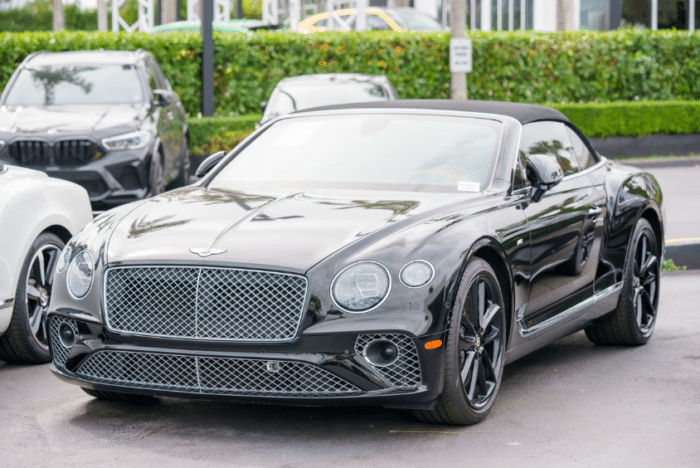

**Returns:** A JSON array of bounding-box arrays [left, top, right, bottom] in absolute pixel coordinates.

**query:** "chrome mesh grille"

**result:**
[[50, 316, 79, 368], [355, 334, 422, 388], [105, 267, 307, 341], [75, 350, 360, 396]]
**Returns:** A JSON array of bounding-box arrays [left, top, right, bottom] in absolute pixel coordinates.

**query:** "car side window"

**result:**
[[565, 125, 597, 170], [519, 121, 579, 178]]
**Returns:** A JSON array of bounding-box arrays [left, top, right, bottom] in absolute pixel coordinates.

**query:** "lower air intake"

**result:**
[[75, 350, 361, 397], [355, 334, 422, 388], [50, 316, 79, 368]]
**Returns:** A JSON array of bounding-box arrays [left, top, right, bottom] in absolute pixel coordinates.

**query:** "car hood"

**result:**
[[0, 104, 145, 134], [106, 186, 475, 273]]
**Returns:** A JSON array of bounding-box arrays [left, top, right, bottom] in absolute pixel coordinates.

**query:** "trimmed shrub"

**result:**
[[2, 29, 700, 117]]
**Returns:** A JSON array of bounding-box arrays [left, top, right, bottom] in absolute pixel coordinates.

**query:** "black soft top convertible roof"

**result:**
[[299, 99, 571, 125]]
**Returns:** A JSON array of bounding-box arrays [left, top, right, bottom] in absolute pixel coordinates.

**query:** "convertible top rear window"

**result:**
[[210, 114, 502, 191]]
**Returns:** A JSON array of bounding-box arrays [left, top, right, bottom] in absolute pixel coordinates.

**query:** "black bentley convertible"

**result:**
[[47, 101, 664, 425]]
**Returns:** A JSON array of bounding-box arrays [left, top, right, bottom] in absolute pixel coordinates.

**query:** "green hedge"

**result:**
[[187, 100, 700, 154], [2, 29, 700, 117], [552, 100, 700, 137]]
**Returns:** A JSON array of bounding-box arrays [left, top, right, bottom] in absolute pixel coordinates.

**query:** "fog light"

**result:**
[[363, 339, 400, 367], [58, 323, 77, 348]]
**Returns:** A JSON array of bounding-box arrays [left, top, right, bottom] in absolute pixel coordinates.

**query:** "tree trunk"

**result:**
[[53, 0, 64, 31]]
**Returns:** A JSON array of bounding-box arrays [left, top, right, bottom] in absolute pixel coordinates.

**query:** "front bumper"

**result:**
[[48, 313, 447, 410]]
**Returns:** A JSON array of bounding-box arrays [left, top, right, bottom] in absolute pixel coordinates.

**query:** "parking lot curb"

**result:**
[[665, 241, 700, 270]]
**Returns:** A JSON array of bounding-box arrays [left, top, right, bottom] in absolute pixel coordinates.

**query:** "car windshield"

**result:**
[[3, 64, 144, 106], [210, 114, 501, 191], [386, 8, 444, 31], [265, 82, 389, 120]]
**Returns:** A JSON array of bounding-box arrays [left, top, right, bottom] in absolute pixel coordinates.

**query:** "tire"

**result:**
[[413, 258, 506, 425], [0, 232, 64, 364], [148, 153, 166, 197], [171, 137, 191, 188], [585, 218, 660, 346], [81, 388, 158, 405]]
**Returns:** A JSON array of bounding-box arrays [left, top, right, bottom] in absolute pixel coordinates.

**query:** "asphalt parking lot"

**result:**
[[1, 270, 698, 468]]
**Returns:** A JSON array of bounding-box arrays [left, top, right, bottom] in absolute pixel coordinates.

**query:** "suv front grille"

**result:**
[[75, 350, 360, 396], [104, 266, 308, 342], [8, 139, 99, 167]]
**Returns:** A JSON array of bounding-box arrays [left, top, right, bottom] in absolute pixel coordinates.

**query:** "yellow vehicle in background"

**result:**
[[298, 7, 445, 33]]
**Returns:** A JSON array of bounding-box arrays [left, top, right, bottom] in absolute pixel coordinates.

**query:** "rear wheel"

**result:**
[[81, 388, 158, 405], [585, 218, 660, 345], [413, 258, 506, 425], [0, 233, 63, 363]]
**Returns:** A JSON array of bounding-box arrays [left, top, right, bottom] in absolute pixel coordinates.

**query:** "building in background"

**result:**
[[435, 0, 699, 31]]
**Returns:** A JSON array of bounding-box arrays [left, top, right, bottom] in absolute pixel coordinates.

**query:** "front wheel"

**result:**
[[413, 258, 506, 425], [148, 154, 166, 197], [0, 232, 64, 363], [585, 218, 660, 346]]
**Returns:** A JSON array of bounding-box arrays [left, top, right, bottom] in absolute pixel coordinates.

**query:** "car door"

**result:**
[[517, 121, 606, 333], [145, 57, 183, 182]]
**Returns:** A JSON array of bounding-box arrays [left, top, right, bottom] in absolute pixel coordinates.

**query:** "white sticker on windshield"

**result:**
[[458, 181, 480, 192], [269, 121, 324, 147]]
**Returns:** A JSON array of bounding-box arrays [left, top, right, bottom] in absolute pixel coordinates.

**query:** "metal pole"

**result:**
[[442, 0, 448, 27], [327, 0, 334, 30], [690, 0, 695, 31], [451, 0, 467, 100], [201, 0, 214, 117], [236, 0, 243, 18], [356, 0, 367, 30], [520, 0, 524, 29], [651, 0, 658, 30], [470, 0, 476, 29], [508, 0, 513, 30]]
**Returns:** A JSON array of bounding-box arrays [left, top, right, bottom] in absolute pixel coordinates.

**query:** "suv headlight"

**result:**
[[101, 130, 150, 151], [67, 250, 95, 299], [331, 262, 391, 313]]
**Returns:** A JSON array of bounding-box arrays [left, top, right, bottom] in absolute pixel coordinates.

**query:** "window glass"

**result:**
[[4, 65, 144, 105], [518, 121, 579, 178], [211, 114, 502, 190], [565, 126, 596, 170]]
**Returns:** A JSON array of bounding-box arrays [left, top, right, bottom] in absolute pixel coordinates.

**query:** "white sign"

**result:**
[[450, 38, 473, 73]]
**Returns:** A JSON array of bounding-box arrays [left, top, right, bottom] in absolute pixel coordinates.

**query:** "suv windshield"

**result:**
[[3, 64, 144, 106], [211, 114, 501, 191]]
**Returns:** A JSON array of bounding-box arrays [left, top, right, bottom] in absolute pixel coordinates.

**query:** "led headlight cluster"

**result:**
[[66, 250, 95, 299], [101, 130, 150, 151], [331, 260, 434, 313]]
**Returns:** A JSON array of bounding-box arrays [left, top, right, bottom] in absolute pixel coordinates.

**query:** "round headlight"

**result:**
[[400, 260, 435, 288], [331, 262, 391, 313], [56, 245, 72, 273], [66, 250, 95, 299]]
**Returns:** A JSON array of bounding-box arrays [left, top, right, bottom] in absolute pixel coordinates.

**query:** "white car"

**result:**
[[0, 162, 92, 363]]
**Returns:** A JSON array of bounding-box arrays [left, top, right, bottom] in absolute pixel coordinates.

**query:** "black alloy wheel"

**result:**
[[0, 232, 64, 363], [413, 258, 506, 425], [585, 218, 660, 346]]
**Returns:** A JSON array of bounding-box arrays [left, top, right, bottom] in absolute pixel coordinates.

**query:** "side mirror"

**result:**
[[526, 154, 563, 203], [260, 101, 267, 112], [195, 151, 226, 179], [152, 89, 171, 107]]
